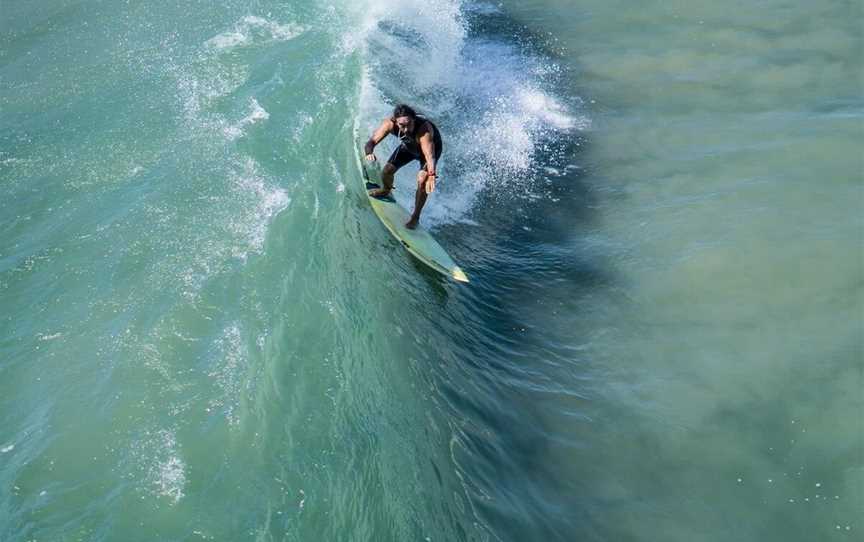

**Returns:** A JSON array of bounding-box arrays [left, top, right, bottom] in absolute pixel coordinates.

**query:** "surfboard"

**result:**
[[356, 147, 469, 283]]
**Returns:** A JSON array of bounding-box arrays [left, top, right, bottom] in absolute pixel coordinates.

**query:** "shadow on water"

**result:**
[[427, 136, 615, 542], [407, 255, 454, 299], [359, 4, 619, 540], [358, 9, 619, 541]]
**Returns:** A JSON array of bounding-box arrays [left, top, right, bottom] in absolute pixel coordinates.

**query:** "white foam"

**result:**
[[247, 98, 270, 123], [207, 16, 303, 51], [156, 455, 186, 503], [0, 157, 30, 167], [351, 0, 588, 227], [292, 113, 315, 144], [243, 16, 302, 41], [171, 57, 248, 126], [224, 98, 270, 141], [464, 1, 504, 15], [143, 155, 288, 303], [1, 444, 14, 453], [207, 324, 246, 425], [207, 31, 248, 50], [133, 429, 186, 504], [228, 157, 290, 260], [517, 88, 581, 130], [175, 16, 300, 136]]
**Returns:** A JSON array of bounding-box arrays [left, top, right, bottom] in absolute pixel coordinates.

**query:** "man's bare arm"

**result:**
[[364, 119, 394, 159], [418, 123, 437, 193], [418, 123, 436, 175]]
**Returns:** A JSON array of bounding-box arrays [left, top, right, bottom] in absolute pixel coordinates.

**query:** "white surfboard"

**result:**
[[357, 147, 469, 283]]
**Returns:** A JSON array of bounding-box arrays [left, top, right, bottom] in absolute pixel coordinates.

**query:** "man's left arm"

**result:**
[[418, 128, 437, 194], [419, 126, 436, 176]]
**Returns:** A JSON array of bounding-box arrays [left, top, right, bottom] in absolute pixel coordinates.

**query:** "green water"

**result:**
[[1, 0, 861, 540]]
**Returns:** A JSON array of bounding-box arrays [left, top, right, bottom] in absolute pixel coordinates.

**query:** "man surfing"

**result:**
[[364, 104, 443, 229]]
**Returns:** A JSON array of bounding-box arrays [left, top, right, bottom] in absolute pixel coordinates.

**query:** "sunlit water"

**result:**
[[1, 1, 861, 540]]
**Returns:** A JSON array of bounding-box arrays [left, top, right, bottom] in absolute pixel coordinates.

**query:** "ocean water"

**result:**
[[1, 0, 861, 541]]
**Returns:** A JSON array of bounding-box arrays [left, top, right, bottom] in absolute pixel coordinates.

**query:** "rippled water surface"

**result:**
[[1, 1, 861, 540]]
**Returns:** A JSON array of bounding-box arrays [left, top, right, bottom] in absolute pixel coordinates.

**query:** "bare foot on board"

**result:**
[[368, 188, 391, 198]]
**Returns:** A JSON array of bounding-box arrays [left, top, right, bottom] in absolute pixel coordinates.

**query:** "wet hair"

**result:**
[[392, 104, 417, 119]]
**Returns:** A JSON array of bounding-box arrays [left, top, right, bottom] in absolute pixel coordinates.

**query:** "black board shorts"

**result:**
[[386, 140, 443, 171]]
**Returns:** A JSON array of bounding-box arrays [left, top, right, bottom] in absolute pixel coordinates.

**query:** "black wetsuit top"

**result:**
[[387, 116, 443, 171]]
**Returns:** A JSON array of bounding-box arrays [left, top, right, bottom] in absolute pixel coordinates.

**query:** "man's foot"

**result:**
[[368, 187, 391, 198], [405, 217, 419, 230]]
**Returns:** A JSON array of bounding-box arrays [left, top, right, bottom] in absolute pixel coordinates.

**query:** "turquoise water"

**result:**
[[1, 0, 861, 540]]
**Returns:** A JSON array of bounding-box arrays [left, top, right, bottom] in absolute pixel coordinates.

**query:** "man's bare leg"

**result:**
[[369, 163, 396, 197], [405, 171, 429, 229]]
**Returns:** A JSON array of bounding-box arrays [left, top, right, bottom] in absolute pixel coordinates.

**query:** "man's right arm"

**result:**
[[365, 119, 393, 159]]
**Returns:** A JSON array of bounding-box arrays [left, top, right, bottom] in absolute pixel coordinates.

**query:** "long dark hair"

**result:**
[[392, 104, 417, 119]]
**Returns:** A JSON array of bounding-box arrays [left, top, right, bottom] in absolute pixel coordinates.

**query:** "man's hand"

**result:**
[[365, 153, 377, 162], [426, 173, 436, 194]]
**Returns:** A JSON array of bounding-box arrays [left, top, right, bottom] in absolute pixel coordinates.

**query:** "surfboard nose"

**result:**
[[452, 268, 469, 283]]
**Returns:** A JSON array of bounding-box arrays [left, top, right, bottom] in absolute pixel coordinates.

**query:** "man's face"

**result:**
[[395, 116, 414, 138]]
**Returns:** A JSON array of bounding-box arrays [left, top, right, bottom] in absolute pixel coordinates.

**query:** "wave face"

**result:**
[[0, 0, 585, 539], [1, 0, 860, 541]]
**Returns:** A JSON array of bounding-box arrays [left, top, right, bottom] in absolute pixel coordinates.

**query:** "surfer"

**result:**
[[364, 104, 443, 229]]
